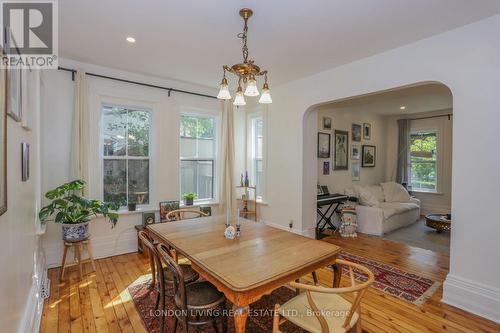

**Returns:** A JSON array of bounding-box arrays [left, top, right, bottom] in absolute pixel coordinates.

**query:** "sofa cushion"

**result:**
[[381, 182, 411, 202], [379, 202, 419, 219], [358, 187, 380, 207], [366, 185, 385, 202]]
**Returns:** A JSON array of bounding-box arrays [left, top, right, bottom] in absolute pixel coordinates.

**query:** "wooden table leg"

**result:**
[[233, 305, 249, 333], [332, 263, 341, 288]]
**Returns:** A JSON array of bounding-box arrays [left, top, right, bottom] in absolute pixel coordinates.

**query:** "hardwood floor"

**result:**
[[40, 234, 500, 333]]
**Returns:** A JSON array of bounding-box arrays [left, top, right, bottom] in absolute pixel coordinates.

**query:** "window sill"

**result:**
[[116, 206, 157, 215], [180, 200, 219, 208], [411, 190, 443, 195]]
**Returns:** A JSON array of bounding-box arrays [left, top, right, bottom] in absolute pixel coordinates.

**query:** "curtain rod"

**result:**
[[57, 66, 217, 100], [408, 114, 452, 121]]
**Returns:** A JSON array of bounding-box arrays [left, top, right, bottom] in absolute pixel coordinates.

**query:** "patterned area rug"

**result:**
[[337, 252, 441, 306], [128, 275, 306, 333]]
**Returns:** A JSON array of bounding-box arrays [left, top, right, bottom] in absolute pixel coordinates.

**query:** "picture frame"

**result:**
[[352, 162, 361, 181], [351, 124, 362, 142], [0, 54, 6, 216], [317, 132, 331, 158], [159, 200, 179, 222], [363, 123, 371, 140], [322, 117, 332, 130], [21, 68, 35, 131], [21, 142, 30, 182], [351, 145, 361, 160], [323, 161, 330, 175], [6, 29, 22, 122], [333, 130, 349, 170], [200, 206, 212, 216], [142, 212, 156, 226], [362, 145, 376, 167]]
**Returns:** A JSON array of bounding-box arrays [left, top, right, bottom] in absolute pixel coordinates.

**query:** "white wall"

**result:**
[[316, 106, 387, 193], [0, 70, 44, 333], [385, 109, 453, 214], [41, 59, 221, 267], [260, 15, 500, 322]]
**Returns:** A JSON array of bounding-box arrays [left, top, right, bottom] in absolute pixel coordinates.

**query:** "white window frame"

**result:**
[[247, 111, 267, 202], [408, 129, 439, 193], [101, 103, 152, 208], [179, 111, 220, 204]]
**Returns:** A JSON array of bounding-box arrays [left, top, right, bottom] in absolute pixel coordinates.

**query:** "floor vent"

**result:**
[[40, 270, 50, 300]]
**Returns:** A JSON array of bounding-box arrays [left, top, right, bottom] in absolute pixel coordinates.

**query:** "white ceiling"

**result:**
[[318, 83, 452, 116], [59, 0, 500, 88]]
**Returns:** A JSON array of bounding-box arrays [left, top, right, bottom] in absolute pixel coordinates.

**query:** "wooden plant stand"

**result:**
[[60, 239, 96, 281]]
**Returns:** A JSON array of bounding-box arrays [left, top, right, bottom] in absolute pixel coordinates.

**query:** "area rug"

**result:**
[[128, 275, 307, 333], [337, 252, 441, 306]]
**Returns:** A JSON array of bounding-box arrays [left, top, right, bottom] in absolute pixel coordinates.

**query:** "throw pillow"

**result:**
[[358, 187, 380, 207], [381, 182, 411, 203]]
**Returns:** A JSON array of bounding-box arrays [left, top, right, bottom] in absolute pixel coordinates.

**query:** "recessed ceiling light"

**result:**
[[400, 106, 406, 110], [126, 36, 136, 43]]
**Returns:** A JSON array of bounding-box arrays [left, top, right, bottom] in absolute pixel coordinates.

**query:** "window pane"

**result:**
[[128, 110, 150, 156], [103, 159, 127, 206], [256, 159, 263, 198], [410, 132, 437, 191], [181, 160, 214, 200], [103, 106, 126, 156], [128, 160, 150, 204], [180, 115, 215, 158]]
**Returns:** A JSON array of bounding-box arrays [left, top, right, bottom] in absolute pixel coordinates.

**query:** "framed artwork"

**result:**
[[351, 145, 361, 160], [323, 161, 330, 175], [6, 30, 22, 122], [362, 145, 376, 167], [322, 117, 332, 130], [200, 206, 212, 216], [352, 162, 361, 181], [333, 130, 349, 170], [21, 69, 36, 131], [351, 124, 362, 142], [159, 200, 179, 222], [21, 143, 30, 182], [317, 132, 331, 158], [0, 57, 6, 216], [363, 123, 371, 140]]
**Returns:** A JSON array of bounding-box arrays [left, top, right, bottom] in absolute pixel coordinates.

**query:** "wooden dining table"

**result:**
[[147, 215, 342, 333]]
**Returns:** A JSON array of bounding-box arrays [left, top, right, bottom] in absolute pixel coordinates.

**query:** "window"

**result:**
[[102, 105, 151, 207], [250, 117, 263, 199], [180, 115, 216, 201], [409, 131, 437, 192]]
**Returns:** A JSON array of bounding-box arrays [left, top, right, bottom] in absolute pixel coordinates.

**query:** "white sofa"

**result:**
[[347, 183, 421, 236]]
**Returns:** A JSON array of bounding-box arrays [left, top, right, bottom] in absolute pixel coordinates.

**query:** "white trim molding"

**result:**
[[443, 274, 500, 323]]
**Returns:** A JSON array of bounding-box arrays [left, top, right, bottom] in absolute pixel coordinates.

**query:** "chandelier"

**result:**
[[216, 8, 272, 105]]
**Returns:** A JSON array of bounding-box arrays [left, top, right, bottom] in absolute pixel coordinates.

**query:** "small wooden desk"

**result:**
[[147, 215, 342, 333]]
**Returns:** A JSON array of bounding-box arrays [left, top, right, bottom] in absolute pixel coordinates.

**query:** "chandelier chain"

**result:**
[[238, 17, 249, 63]]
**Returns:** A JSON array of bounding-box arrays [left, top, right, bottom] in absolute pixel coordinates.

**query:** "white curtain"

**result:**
[[219, 100, 235, 214], [70, 70, 90, 194]]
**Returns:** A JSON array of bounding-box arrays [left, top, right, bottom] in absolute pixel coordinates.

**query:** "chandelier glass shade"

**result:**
[[217, 8, 272, 106]]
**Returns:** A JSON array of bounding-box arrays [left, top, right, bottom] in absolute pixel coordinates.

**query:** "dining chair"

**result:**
[[166, 209, 208, 221], [273, 259, 374, 333], [138, 231, 199, 311], [157, 243, 227, 333]]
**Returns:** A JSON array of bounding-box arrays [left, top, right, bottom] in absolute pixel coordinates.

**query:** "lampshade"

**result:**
[[217, 78, 231, 100], [258, 83, 272, 104], [233, 86, 246, 106], [244, 77, 259, 96]]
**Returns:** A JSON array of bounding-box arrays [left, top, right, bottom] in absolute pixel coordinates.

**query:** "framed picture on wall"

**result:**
[[322, 117, 332, 130], [352, 162, 361, 181], [21, 142, 30, 182], [333, 130, 349, 170], [159, 200, 180, 222], [351, 124, 362, 142], [317, 132, 331, 158], [362, 145, 376, 167], [323, 161, 330, 175], [351, 145, 361, 160], [363, 123, 371, 140], [6, 29, 22, 122]]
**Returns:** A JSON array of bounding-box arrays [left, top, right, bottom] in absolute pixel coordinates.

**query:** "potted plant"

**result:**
[[183, 192, 197, 206], [39, 180, 119, 242]]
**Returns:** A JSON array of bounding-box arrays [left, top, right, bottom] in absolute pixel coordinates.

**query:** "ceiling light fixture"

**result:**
[[126, 36, 136, 43], [400, 106, 406, 110], [217, 8, 272, 105]]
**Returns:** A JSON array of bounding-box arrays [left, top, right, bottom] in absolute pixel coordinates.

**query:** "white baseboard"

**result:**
[[262, 220, 316, 238], [443, 274, 500, 323], [45, 229, 138, 268]]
